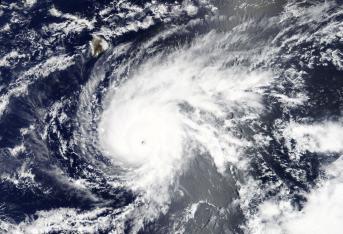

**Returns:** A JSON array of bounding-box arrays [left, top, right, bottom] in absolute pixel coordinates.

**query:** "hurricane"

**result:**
[[1, 0, 343, 233]]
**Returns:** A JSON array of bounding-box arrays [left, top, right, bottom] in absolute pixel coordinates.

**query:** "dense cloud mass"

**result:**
[[0, 0, 342, 233]]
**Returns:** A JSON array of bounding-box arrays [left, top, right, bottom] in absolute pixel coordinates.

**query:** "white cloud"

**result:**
[[98, 31, 273, 231], [283, 121, 343, 155], [284, 159, 343, 234], [25, 0, 36, 7], [251, 156, 343, 234], [247, 120, 343, 234], [0, 54, 75, 118]]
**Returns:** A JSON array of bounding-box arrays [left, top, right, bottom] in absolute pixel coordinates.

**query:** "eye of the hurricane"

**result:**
[[98, 96, 185, 167]]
